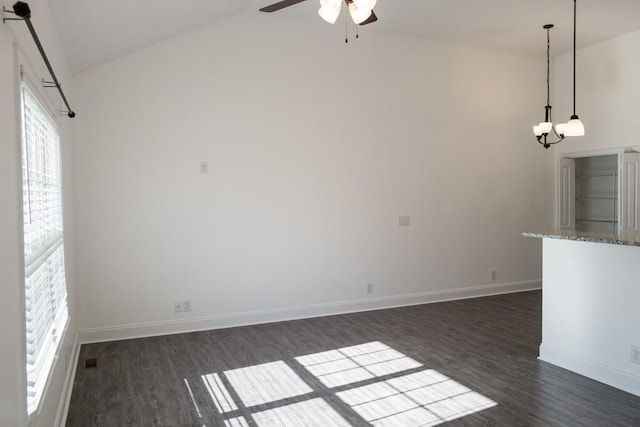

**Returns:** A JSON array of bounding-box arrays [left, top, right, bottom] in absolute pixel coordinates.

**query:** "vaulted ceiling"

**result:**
[[48, 0, 640, 74]]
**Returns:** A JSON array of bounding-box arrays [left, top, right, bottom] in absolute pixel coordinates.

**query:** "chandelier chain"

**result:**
[[546, 27, 551, 107], [533, 24, 565, 148], [572, 0, 577, 115]]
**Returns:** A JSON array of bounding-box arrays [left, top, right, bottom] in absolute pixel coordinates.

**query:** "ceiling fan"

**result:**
[[259, 0, 378, 26]]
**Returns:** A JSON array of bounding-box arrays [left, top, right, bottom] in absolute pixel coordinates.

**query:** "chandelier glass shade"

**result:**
[[564, 116, 585, 136]]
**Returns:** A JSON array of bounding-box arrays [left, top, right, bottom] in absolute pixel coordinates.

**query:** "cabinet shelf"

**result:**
[[576, 170, 618, 178], [576, 219, 618, 224], [560, 153, 640, 234]]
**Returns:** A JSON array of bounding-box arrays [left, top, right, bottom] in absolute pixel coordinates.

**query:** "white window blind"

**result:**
[[21, 82, 69, 415]]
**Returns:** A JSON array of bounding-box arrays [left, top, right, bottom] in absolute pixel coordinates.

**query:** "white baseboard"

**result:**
[[55, 332, 80, 427], [79, 279, 540, 344], [539, 343, 640, 397]]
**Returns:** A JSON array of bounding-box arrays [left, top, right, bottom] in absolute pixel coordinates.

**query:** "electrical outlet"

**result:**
[[200, 161, 209, 174], [183, 300, 192, 312], [490, 270, 497, 281], [631, 345, 640, 365], [174, 301, 183, 313], [398, 216, 410, 227], [367, 283, 374, 294]]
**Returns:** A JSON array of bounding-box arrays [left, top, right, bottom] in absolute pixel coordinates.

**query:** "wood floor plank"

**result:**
[[66, 291, 640, 426]]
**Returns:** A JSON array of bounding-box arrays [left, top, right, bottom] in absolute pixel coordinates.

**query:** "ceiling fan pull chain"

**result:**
[[345, 8, 349, 43]]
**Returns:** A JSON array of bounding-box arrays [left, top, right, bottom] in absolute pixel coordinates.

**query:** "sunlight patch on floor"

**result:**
[[252, 398, 351, 427], [295, 341, 422, 388], [198, 342, 496, 426], [223, 360, 314, 407], [336, 369, 497, 426], [183, 378, 203, 418], [223, 416, 250, 427], [202, 372, 238, 413]]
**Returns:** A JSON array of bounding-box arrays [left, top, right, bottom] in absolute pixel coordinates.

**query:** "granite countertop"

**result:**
[[522, 230, 640, 247]]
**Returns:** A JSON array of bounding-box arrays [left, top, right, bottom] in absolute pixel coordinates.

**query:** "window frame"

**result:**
[[19, 74, 70, 417]]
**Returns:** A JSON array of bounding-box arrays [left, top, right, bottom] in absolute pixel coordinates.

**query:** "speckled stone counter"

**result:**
[[522, 230, 640, 247]]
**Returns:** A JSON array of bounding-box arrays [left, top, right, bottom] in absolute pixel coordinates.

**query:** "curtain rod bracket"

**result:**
[[4, 2, 76, 118], [2, 6, 24, 21], [42, 79, 60, 88]]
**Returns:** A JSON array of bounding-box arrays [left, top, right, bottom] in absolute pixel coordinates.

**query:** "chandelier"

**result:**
[[533, 0, 585, 149], [533, 24, 565, 149]]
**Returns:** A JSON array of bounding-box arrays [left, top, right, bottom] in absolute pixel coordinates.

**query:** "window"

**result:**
[[20, 82, 69, 414]]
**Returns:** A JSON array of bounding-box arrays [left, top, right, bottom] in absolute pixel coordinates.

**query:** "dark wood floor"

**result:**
[[66, 291, 640, 426]]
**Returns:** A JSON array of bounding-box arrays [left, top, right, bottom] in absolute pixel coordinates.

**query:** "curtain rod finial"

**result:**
[[12, 1, 30, 19]]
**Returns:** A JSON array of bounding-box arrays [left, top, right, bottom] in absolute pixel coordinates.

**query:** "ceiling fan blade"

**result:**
[[359, 10, 377, 25], [259, 0, 308, 13]]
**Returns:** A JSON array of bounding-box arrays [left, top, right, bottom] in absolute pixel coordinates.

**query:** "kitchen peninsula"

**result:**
[[524, 230, 640, 397]]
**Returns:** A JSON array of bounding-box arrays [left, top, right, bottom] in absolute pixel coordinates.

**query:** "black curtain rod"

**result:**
[[3, 1, 75, 118]]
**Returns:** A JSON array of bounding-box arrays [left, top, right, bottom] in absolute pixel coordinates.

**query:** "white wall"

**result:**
[[550, 29, 640, 227], [0, 0, 77, 425], [540, 238, 640, 396], [71, 12, 551, 341], [553, 29, 640, 156]]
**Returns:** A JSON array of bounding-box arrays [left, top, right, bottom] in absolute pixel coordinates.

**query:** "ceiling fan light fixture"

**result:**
[[261, 0, 379, 30], [348, 2, 372, 24], [354, 0, 376, 9], [319, 0, 341, 8], [318, 5, 340, 23]]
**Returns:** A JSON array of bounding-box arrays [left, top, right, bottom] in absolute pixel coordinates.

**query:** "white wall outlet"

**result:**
[[631, 345, 640, 364], [398, 216, 410, 227], [183, 300, 192, 312], [200, 161, 209, 174], [490, 270, 497, 281], [367, 283, 374, 294], [174, 301, 183, 313]]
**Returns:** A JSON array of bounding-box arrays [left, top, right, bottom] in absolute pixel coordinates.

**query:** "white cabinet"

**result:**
[[621, 153, 640, 236], [558, 158, 575, 231], [558, 152, 640, 234]]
